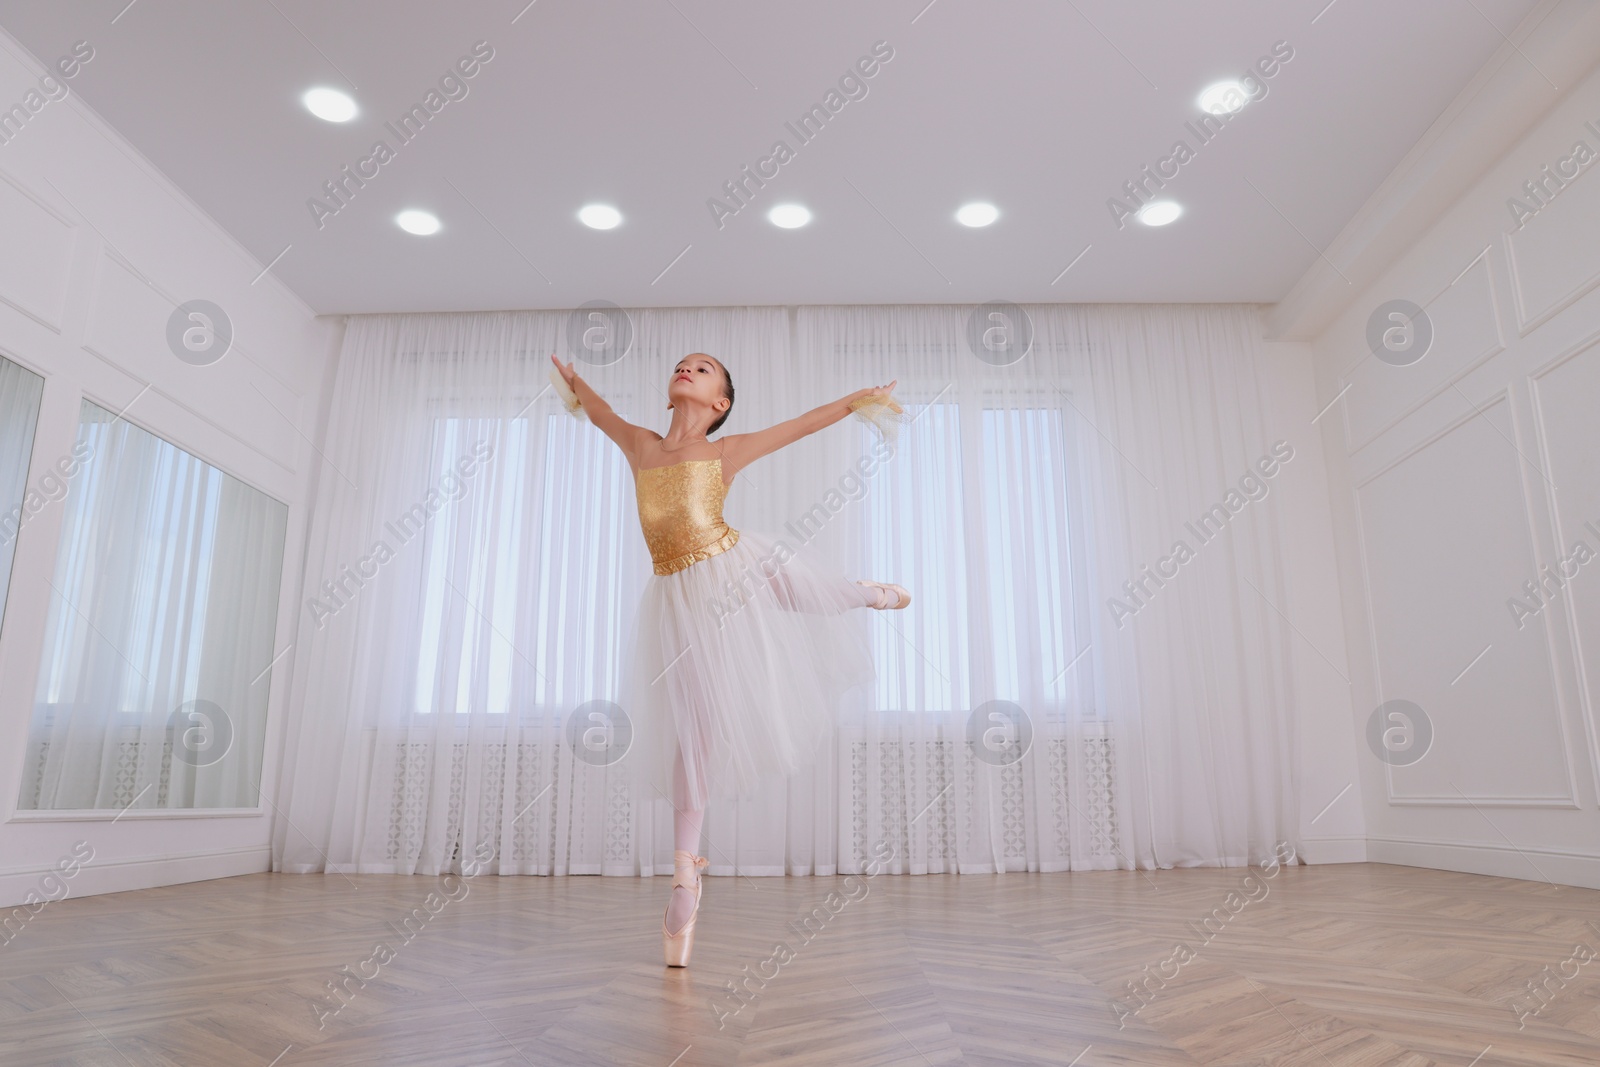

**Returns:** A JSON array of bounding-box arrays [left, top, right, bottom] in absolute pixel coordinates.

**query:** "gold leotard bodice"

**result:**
[[635, 457, 740, 576]]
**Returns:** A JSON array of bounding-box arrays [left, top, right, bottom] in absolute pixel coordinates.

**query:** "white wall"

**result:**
[[0, 30, 339, 908], [1309, 54, 1600, 889]]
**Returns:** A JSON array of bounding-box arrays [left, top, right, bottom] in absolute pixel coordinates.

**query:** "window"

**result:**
[[411, 413, 631, 717], [864, 402, 968, 714], [982, 404, 1084, 717], [861, 397, 1083, 720], [412, 415, 528, 716], [408, 394, 1085, 726]]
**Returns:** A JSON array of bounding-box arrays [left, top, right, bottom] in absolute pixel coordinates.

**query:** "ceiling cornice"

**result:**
[[1265, 0, 1600, 341]]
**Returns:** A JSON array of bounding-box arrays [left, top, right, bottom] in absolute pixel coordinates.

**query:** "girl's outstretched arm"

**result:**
[[550, 354, 653, 465], [721, 379, 897, 475]]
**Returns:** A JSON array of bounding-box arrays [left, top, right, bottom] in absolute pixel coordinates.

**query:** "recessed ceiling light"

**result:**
[[1137, 200, 1182, 226], [303, 87, 358, 123], [768, 203, 811, 228], [578, 204, 622, 229], [396, 210, 441, 235], [955, 202, 999, 227], [1197, 81, 1247, 115]]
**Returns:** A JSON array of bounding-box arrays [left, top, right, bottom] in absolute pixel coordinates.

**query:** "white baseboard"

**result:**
[[1366, 835, 1600, 890], [0, 846, 270, 910], [6, 836, 1591, 909], [1297, 835, 1369, 864]]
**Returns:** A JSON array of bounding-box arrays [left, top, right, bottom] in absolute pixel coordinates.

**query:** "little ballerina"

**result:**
[[548, 351, 909, 967]]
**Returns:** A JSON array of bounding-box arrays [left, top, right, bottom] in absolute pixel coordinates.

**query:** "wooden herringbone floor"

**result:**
[[2, 862, 1599, 1066]]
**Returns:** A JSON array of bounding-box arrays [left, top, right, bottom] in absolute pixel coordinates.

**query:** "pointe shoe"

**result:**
[[663, 850, 709, 968], [856, 578, 911, 610]]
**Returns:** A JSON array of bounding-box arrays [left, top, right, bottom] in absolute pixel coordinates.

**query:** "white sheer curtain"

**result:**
[[794, 304, 1298, 873], [274, 309, 789, 876], [22, 401, 288, 810], [273, 303, 1300, 878], [1061, 305, 1302, 868]]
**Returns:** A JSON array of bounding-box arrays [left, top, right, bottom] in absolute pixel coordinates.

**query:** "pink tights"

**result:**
[[663, 572, 873, 933], [666, 750, 705, 935]]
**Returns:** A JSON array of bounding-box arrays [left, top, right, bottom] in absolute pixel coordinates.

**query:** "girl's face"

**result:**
[[668, 354, 727, 415]]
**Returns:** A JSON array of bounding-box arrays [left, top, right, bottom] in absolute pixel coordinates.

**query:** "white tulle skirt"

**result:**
[[621, 528, 877, 811]]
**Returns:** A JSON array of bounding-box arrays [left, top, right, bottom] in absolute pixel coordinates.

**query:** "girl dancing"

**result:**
[[549, 351, 909, 967]]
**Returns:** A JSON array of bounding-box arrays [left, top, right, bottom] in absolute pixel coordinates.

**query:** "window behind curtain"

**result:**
[[413, 412, 630, 717], [864, 402, 968, 714], [862, 399, 1084, 721], [982, 404, 1086, 720], [412, 401, 1084, 724], [412, 415, 527, 717]]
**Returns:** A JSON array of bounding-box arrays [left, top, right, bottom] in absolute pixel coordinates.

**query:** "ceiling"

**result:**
[[0, 0, 1547, 315]]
